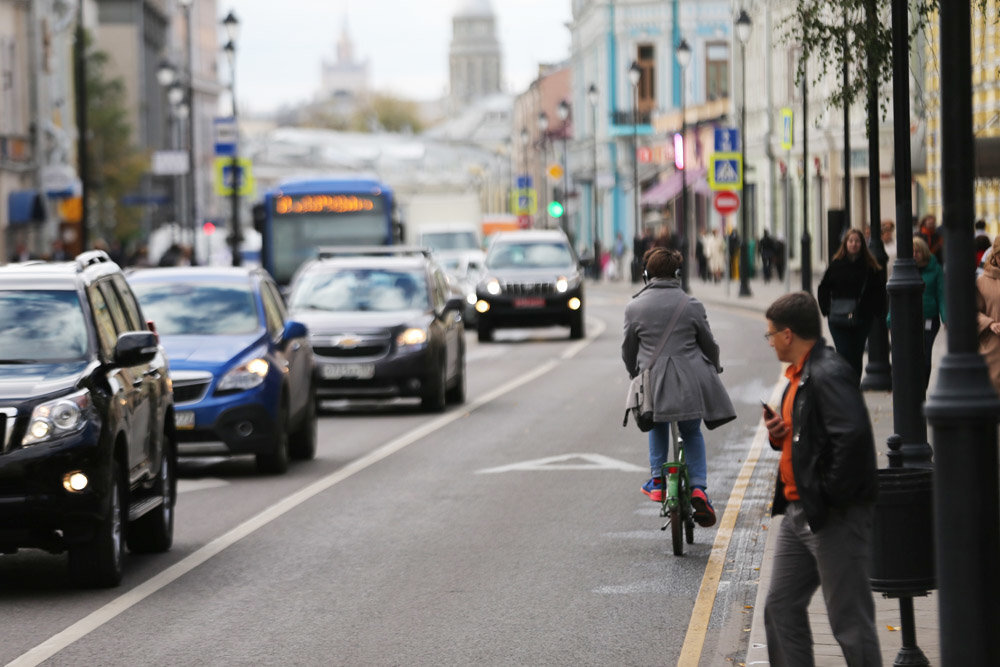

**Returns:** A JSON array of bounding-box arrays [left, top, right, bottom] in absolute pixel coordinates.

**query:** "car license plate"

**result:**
[[175, 410, 195, 430], [513, 297, 545, 308], [321, 363, 375, 380]]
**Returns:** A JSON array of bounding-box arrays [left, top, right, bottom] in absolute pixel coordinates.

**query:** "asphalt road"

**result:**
[[0, 281, 785, 666]]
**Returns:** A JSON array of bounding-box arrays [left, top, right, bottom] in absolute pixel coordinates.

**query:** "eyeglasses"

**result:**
[[764, 329, 787, 340]]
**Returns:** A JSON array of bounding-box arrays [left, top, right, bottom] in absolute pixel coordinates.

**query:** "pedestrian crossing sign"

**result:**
[[708, 152, 742, 191]]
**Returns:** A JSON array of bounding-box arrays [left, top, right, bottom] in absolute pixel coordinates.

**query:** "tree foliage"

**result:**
[[83, 33, 148, 244], [781, 0, 939, 112], [297, 93, 425, 134]]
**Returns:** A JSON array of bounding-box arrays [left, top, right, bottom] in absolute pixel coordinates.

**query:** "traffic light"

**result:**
[[673, 132, 685, 170], [547, 200, 564, 218], [203, 221, 216, 235]]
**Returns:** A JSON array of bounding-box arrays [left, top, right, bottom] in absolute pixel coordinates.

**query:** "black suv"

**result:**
[[0, 251, 176, 587], [287, 247, 466, 412], [474, 230, 585, 341]]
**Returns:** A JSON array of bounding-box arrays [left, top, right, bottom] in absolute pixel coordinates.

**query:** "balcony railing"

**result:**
[[611, 109, 652, 126]]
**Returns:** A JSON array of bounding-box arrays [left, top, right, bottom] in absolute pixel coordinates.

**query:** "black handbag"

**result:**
[[828, 273, 869, 328], [623, 299, 689, 431]]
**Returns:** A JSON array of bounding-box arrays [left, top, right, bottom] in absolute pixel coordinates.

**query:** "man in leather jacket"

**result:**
[[761, 292, 881, 666]]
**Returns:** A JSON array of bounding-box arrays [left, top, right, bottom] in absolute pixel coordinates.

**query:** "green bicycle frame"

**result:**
[[661, 445, 688, 512]]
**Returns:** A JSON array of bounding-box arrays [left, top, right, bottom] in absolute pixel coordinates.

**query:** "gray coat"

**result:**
[[622, 277, 736, 429]]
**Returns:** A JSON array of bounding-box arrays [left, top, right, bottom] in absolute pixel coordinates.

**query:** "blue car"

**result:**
[[127, 267, 315, 474]]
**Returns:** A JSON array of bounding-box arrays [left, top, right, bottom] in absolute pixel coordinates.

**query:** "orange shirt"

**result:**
[[778, 350, 811, 502]]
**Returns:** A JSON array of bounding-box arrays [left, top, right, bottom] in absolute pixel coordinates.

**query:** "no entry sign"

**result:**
[[713, 190, 741, 216]]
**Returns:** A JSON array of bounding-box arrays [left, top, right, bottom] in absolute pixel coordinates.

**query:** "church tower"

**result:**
[[448, 0, 502, 110]]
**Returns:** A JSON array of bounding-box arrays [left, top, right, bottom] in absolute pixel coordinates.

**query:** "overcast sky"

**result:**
[[220, 0, 573, 114]]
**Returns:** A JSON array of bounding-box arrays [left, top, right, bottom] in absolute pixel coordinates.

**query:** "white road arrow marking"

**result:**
[[476, 453, 645, 474]]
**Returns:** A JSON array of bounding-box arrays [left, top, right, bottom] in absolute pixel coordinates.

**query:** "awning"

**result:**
[[641, 167, 710, 206], [7, 190, 45, 226]]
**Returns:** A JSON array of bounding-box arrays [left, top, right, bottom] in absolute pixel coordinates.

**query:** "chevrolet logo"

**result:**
[[330, 334, 362, 348]]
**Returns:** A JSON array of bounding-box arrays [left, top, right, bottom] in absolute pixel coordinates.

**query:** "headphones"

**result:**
[[642, 268, 649, 284]]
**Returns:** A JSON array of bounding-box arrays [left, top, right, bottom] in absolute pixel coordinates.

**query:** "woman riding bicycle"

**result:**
[[622, 247, 736, 527]]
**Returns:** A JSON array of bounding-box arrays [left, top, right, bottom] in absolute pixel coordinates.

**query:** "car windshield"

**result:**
[[131, 282, 259, 335], [290, 268, 428, 312], [0, 291, 88, 362], [487, 241, 574, 269]]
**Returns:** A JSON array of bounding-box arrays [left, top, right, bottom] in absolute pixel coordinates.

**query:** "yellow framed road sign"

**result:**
[[215, 157, 254, 196], [510, 188, 537, 215], [781, 108, 794, 150], [708, 152, 742, 191]]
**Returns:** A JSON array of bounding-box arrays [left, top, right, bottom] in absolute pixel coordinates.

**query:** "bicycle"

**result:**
[[659, 422, 695, 556]]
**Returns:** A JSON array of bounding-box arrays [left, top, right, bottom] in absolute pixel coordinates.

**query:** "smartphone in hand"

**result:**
[[761, 399, 776, 419]]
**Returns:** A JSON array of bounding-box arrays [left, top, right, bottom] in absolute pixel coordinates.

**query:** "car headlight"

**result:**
[[397, 327, 428, 347], [485, 278, 501, 295], [217, 358, 270, 392], [555, 276, 569, 293], [466, 293, 477, 305], [23, 388, 91, 446]]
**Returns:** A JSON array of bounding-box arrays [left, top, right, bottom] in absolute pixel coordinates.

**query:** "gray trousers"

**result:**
[[764, 501, 882, 666]]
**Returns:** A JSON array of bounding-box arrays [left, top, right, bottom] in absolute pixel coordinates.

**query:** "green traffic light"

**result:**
[[548, 201, 564, 218]]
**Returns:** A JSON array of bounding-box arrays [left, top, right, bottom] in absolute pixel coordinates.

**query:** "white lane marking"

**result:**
[[177, 479, 229, 494], [6, 317, 606, 667], [476, 453, 645, 474]]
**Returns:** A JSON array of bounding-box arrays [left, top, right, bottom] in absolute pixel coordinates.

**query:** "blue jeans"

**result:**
[[648, 418, 707, 490]]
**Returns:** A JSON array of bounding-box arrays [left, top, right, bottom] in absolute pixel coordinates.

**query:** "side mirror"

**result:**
[[283, 320, 308, 341], [114, 331, 158, 367], [252, 203, 266, 233]]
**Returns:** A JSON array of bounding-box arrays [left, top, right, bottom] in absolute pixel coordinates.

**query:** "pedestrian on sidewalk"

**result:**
[[622, 247, 735, 526], [761, 291, 881, 667], [912, 236, 946, 389], [975, 234, 1000, 396], [817, 228, 885, 381]]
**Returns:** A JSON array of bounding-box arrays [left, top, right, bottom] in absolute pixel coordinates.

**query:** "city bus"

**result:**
[[252, 176, 403, 285]]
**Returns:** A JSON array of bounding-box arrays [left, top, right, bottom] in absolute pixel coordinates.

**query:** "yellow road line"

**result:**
[[678, 379, 784, 666]]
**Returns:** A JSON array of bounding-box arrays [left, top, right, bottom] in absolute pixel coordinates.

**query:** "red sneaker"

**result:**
[[690, 488, 717, 527]]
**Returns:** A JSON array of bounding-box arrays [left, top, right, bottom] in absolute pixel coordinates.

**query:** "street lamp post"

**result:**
[[179, 0, 196, 238], [676, 38, 692, 293], [735, 9, 752, 297], [801, 58, 812, 294], [538, 111, 550, 228], [156, 60, 190, 233], [222, 10, 241, 266], [629, 61, 642, 250], [557, 99, 571, 239], [588, 84, 600, 272]]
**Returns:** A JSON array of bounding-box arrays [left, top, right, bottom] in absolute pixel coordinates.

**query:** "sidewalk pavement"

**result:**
[[680, 272, 942, 666]]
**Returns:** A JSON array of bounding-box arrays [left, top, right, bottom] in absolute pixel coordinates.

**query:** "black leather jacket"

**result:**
[[771, 340, 878, 532]]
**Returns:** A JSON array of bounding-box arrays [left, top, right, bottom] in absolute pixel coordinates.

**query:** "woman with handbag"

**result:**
[[817, 228, 885, 381], [622, 248, 736, 527]]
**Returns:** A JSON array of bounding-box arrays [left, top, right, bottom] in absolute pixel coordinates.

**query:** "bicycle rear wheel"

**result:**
[[670, 505, 684, 556]]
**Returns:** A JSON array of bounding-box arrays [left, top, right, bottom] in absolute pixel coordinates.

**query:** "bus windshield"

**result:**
[[272, 210, 388, 284]]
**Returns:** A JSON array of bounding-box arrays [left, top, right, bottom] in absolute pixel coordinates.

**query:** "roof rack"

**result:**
[[75, 250, 112, 270], [316, 246, 432, 259]]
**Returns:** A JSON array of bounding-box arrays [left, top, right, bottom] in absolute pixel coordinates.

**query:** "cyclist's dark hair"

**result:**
[[642, 247, 683, 279], [765, 292, 821, 341]]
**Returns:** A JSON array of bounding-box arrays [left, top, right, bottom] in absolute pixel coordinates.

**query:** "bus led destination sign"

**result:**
[[274, 194, 380, 215]]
